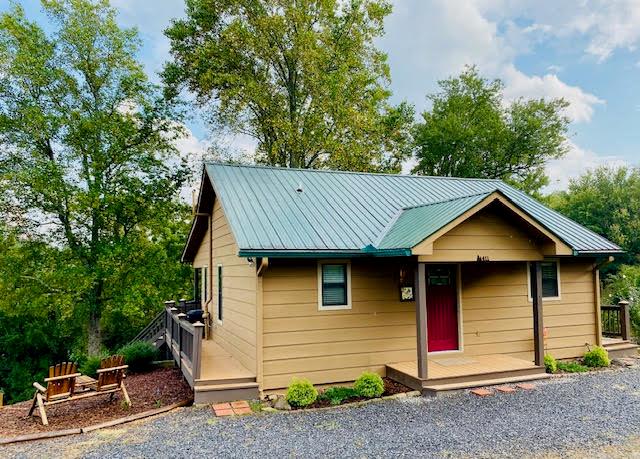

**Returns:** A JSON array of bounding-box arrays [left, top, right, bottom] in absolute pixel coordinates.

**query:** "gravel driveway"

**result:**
[[3, 367, 640, 458]]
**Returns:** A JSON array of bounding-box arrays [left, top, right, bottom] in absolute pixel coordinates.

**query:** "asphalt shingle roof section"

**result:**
[[205, 163, 622, 256]]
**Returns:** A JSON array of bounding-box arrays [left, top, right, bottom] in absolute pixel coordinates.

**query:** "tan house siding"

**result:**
[[544, 259, 598, 359], [262, 258, 416, 390], [460, 262, 535, 361], [210, 199, 257, 374], [193, 223, 210, 269]]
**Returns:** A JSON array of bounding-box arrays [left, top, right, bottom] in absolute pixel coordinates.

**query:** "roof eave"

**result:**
[[237, 248, 413, 258]]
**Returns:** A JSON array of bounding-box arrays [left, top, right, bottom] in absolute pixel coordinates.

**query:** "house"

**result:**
[[166, 162, 635, 403]]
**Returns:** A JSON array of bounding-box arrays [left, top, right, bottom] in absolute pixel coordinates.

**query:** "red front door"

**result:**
[[426, 265, 459, 352]]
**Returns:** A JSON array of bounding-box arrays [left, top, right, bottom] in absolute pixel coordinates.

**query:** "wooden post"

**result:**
[[619, 300, 631, 341], [176, 313, 186, 369], [594, 268, 603, 346], [192, 322, 205, 380], [531, 262, 545, 366], [415, 263, 428, 380]]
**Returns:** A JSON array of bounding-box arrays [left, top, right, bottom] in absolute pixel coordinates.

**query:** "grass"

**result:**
[[249, 400, 263, 412], [318, 386, 359, 405], [557, 361, 590, 373]]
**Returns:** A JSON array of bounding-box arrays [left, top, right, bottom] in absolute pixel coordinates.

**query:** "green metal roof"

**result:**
[[195, 163, 621, 258], [376, 192, 492, 250]]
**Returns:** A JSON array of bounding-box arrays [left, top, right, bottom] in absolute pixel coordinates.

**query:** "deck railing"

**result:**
[[165, 301, 204, 387], [602, 300, 631, 341]]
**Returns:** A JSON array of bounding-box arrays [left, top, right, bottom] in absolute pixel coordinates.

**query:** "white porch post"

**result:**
[[415, 262, 428, 379]]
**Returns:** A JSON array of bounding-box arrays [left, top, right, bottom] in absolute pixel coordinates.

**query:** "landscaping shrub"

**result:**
[[544, 354, 557, 374], [583, 346, 610, 368], [80, 355, 104, 378], [557, 361, 589, 373], [320, 386, 359, 405], [117, 341, 159, 373], [354, 372, 384, 398], [286, 378, 318, 407]]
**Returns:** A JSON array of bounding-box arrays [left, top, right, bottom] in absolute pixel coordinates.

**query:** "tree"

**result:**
[[412, 66, 570, 194], [550, 166, 640, 269], [0, 0, 191, 355], [164, 0, 413, 172]]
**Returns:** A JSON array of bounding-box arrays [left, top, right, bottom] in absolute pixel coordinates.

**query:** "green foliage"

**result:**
[[544, 354, 558, 374], [412, 66, 570, 194], [80, 355, 104, 379], [0, 0, 191, 358], [117, 341, 159, 373], [319, 386, 359, 405], [583, 346, 610, 368], [602, 264, 640, 337], [556, 361, 589, 373], [353, 372, 384, 398], [164, 0, 413, 172], [286, 377, 318, 407], [549, 167, 640, 269]]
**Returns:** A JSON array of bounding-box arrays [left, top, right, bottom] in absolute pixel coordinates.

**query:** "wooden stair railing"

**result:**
[[601, 300, 632, 341]]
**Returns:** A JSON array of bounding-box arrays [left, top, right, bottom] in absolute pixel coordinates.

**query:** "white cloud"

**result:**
[[544, 141, 627, 191], [502, 66, 604, 123]]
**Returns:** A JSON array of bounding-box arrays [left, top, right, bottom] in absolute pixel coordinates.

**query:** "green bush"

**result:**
[[354, 372, 384, 398], [80, 355, 104, 378], [544, 354, 557, 374], [285, 378, 318, 407], [319, 386, 359, 405], [557, 361, 589, 373], [117, 341, 159, 373], [583, 346, 610, 368]]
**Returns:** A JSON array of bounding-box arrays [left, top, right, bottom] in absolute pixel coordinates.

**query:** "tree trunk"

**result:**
[[87, 310, 102, 356]]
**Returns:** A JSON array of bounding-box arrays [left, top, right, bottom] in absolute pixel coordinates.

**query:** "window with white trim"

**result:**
[[318, 262, 351, 310], [528, 261, 560, 299], [217, 265, 223, 322]]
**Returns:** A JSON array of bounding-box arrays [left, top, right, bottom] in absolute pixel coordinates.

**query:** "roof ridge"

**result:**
[[205, 161, 505, 183], [400, 190, 496, 211]]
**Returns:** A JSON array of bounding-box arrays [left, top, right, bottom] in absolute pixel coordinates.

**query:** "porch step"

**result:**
[[603, 341, 639, 359], [423, 371, 550, 393], [422, 365, 546, 387], [195, 376, 257, 386], [193, 381, 259, 404]]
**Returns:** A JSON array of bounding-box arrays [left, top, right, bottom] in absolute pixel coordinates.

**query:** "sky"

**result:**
[[5, 0, 640, 192]]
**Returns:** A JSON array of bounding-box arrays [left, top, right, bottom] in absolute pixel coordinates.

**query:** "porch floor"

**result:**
[[387, 354, 549, 392], [199, 340, 255, 382]]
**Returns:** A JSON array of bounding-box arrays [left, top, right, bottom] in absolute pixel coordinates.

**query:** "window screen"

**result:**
[[322, 264, 347, 306], [530, 261, 559, 298]]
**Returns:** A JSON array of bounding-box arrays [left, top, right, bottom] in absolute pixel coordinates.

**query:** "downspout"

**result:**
[[594, 256, 615, 346]]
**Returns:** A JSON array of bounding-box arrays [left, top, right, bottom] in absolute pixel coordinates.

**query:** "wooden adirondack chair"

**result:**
[[94, 355, 131, 406], [28, 362, 81, 426], [28, 356, 131, 425]]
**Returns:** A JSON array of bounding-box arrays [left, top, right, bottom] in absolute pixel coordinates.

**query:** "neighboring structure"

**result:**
[[174, 163, 633, 403]]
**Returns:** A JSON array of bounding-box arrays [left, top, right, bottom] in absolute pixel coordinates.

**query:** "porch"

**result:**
[[164, 301, 258, 404], [386, 355, 548, 393]]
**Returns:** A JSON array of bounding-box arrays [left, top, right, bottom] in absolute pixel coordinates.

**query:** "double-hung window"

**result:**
[[318, 262, 351, 310], [528, 261, 560, 300]]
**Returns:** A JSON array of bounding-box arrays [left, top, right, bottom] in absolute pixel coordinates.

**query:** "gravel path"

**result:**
[[3, 367, 640, 458]]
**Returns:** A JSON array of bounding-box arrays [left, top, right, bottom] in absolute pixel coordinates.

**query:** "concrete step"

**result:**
[[423, 372, 551, 393], [603, 342, 639, 358]]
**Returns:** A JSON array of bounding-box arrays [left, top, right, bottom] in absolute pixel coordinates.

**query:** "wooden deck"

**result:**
[[193, 340, 259, 404], [386, 354, 549, 393]]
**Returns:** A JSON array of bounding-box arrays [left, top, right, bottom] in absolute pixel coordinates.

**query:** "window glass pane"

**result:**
[[217, 266, 223, 321], [322, 264, 347, 306], [323, 285, 346, 306], [323, 264, 346, 284], [541, 262, 558, 297], [530, 262, 559, 298]]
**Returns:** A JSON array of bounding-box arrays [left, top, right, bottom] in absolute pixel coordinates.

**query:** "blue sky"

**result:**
[[5, 0, 640, 191]]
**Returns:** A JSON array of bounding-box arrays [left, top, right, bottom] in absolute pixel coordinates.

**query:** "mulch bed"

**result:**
[[0, 368, 192, 437], [295, 378, 413, 410]]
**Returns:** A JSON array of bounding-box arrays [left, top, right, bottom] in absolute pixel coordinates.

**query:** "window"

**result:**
[[194, 267, 208, 302], [318, 262, 351, 310], [529, 261, 560, 300], [217, 265, 223, 323]]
